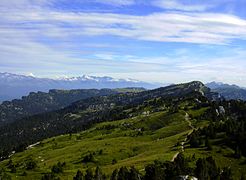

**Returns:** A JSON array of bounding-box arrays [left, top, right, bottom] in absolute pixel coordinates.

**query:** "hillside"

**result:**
[[0, 81, 218, 157], [0, 88, 145, 126], [0, 110, 193, 179], [0, 81, 245, 179], [1, 81, 246, 179], [0, 89, 118, 126]]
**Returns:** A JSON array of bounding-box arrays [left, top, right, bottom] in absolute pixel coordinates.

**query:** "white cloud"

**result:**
[[0, 0, 246, 45], [1, 0, 246, 45], [2, 9, 246, 45], [1, 0, 246, 86], [94, 54, 118, 60], [0, 0, 51, 10], [152, 0, 211, 12], [97, 55, 246, 86]]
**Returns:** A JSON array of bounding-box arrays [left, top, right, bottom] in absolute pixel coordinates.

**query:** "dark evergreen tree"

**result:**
[[118, 167, 129, 180], [41, 173, 57, 180], [195, 158, 209, 180], [110, 169, 118, 180], [128, 166, 141, 180], [0, 172, 12, 180], [190, 134, 200, 148], [74, 170, 84, 180], [144, 161, 165, 180], [83, 153, 96, 163], [205, 157, 219, 180], [174, 153, 189, 175], [205, 138, 212, 150], [84, 169, 94, 180], [10, 165, 16, 173], [51, 162, 64, 174], [94, 166, 104, 180], [220, 167, 233, 180], [195, 157, 219, 180]]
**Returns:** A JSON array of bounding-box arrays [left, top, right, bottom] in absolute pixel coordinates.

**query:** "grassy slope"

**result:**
[[0, 111, 191, 179], [1, 106, 245, 179]]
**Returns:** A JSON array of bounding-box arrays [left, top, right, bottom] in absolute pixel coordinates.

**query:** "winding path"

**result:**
[[171, 112, 194, 162]]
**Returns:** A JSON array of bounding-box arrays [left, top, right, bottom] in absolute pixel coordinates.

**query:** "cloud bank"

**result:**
[[0, 0, 246, 86]]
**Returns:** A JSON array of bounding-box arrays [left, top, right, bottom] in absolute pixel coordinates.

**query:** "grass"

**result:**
[[0, 111, 191, 179], [1, 107, 245, 179], [187, 107, 209, 119]]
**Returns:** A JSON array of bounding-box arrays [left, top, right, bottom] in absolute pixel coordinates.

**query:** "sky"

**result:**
[[0, 0, 246, 86]]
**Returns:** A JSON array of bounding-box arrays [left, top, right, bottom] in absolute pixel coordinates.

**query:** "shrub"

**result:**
[[112, 158, 117, 165], [25, 158, 37, 170], [82, 153, 96, 163], [51, 162, 65, 174]]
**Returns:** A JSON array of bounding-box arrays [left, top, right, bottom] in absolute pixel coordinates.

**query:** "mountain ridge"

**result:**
[[0, 89, 119, 126], [0, 81, 219, 159]]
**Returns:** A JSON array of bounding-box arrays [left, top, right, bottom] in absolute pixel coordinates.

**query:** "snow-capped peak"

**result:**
[[0, 72, 143, 84], [0, 72, 35, 80], [27, 73, 35, 77], [56, 75, 140, 83], [0, 72, 158, 102]]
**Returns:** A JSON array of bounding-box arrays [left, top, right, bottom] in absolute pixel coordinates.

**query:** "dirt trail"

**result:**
[[171, 112, 194, 162], [171, 152, 180, 162]]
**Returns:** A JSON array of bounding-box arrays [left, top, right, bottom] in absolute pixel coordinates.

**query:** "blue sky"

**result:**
[[1, 0, 246, 85]]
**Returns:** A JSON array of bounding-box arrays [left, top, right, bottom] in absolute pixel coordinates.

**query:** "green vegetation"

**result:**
[[0, 81, 245, 179], [0, 110, 193, 179], [0, 88, 119, 126], [0, 81, 215, 158]]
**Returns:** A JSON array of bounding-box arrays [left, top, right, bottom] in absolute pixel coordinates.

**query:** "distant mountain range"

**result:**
[[1, 72, 246, 103], [206, 81, 246, 100], [0, 72, 159, 102]]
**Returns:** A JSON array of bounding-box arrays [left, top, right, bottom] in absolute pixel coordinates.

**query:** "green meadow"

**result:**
[[0, 111, 192, 179]]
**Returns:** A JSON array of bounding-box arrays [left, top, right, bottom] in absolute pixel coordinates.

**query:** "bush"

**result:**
[[41, 173, 60, 180], [112, 158, 117, 165], [25, 158, 37, 170], [51, 162, 65, 174], [0, 172, 12, 180], [98, 149, 103, 155], [82, 153, 96, 163], [10, 165, 16, 173]]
